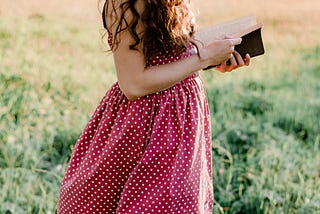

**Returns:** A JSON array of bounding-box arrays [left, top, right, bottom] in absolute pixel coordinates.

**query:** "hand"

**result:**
[[198, 37, 242, 67], [215, 52, 250, 72]]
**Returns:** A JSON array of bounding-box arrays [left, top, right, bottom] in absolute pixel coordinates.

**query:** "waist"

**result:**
[[111, 71, 201, 100]]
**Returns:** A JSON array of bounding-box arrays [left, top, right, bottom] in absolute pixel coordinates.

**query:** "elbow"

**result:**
[[118, 82, 145, 101], [124, 92, 141, 101]]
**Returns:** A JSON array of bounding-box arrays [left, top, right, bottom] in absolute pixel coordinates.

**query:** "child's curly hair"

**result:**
[[102, 0, 196, 62]]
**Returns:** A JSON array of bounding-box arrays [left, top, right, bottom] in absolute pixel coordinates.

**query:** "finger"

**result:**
[[219, 62, 227, 73], [229, 54, 237, 68], [225, 66, 233, 72], [227, 38, 242, 46], [219, 34, 232, 40], [244, 53, 251, 66], [215, 65, 223, 72], [233, 51, 245, 66], [224, 60, 235, 72]]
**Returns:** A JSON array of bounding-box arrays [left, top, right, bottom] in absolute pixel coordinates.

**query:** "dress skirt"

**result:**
[[57, 72, 213, 213]]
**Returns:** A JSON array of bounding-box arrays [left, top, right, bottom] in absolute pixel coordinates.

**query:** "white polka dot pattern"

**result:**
[[146, 45, 197, 67], [57, 46, 213, 213]]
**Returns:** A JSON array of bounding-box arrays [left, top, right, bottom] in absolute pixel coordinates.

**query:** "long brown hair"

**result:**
[[102, 0, 196, 62]]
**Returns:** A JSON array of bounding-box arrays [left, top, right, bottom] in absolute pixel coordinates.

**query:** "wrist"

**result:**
[[195, 44, 212, 70]]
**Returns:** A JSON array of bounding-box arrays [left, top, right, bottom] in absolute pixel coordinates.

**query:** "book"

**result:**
[[195, 16, 265, 69]]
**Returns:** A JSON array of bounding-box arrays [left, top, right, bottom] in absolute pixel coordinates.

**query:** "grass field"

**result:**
[[0, 0, 319, 213]]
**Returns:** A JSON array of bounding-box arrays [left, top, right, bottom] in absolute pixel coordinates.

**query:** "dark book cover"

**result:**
[[235, 27, 264, 59], [203, 22, 265, 70]]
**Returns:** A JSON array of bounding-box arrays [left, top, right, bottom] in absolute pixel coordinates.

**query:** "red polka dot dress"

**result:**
[[57, 43, 214, 213]]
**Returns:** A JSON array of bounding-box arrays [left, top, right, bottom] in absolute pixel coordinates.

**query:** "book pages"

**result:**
[[195, 16, 257, 45]]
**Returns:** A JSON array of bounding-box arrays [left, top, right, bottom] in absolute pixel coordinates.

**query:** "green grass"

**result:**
[[0, 13, 319, 214], [205, 48, 320, 213]]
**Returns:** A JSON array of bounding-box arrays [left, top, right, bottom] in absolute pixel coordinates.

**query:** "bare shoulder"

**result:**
[[103, 0, 144, 32]]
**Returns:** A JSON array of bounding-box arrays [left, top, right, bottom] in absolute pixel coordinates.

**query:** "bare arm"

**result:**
[[113, 28, 242, 100], [108, 1, 244, 100]]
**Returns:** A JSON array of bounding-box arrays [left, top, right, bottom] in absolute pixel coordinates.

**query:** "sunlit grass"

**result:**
[[1, 0, 320, 213]]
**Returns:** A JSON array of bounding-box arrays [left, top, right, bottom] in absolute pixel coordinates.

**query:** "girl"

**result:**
[[57, 0, 250, 213]]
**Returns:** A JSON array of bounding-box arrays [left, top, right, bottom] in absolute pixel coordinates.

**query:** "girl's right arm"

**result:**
[[107, 1, 243, 100], [113, 32, 241, 100]]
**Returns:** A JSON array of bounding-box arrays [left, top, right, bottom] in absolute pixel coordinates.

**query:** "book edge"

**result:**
[[232, 23, 264, 38]]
